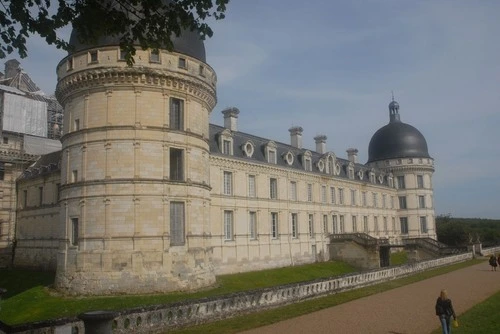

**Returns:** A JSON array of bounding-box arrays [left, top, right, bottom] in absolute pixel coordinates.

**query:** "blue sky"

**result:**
[[8, 0, 500, 219]]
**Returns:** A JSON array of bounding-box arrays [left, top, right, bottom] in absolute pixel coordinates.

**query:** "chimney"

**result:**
[[4, 59, 21, 79], [222, 107, 240, 131], [289, 126, 303, 149], [346, 148, 358, 163], [314, 135, 327, 154]]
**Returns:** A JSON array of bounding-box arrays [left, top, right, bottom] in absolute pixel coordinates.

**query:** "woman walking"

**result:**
[[435, 289, 457, 334]]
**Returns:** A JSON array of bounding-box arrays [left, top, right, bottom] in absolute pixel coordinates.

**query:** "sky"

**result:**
[[6, 0, 500, 219]]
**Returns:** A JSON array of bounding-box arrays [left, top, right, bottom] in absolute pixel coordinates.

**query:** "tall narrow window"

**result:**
[[417, 175, 424, 188], [271, 212, 279, 239], [362, 192, 367, 206], [382, 194, 387, 208], [290, 181, 297, 201], [418, 195, 426, 208], [363, 216, 368, 233], [323, 215, 328, 233], [170, 202, 185, 245], [321, 186, 327, 203], [383, 217, 388, 232], [352, 215, 357, 232], [248, 175, 256, 197], [72, 170, 78, 183], [169, 148, 184, 181], [307, 184, 313, 202], [420, 216, 428, 233], [392, 217, 396, 232], [339, 215, 345, 233], [223, 171, 233, 195], [89, 50, 98, 63], [270, 178, 278, 199], [330, 187, 336, 204], [372, 192, 378, 207], [170, 98, 184, 130], [38, 186, 43, 206], [249, 211, 257, 239], [224, 210, 234, 240], [74, 119, 80, 131], [222, 139, 232, 155], [268, 149, 277, 164], [351, 189, 356, 206], [400, 217, 409, 234], [332, 215, 338, 234], [0, 162, 4, 181], [399, 196, 407, 209], [308, 214, 314, 237], [374, 216, 379, 233], [291, 213, 298, 238], [305, 158, 312, 171], [71, 218, 79, 246], [338, 188, 344, 205], [397, 175, 405, 189]]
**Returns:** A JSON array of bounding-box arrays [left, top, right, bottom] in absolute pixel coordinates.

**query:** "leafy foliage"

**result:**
[[436, 214, 500, 247], [0, 0, 229, 64]]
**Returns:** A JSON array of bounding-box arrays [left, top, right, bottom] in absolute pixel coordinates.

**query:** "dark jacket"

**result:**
[[435, 297, 456, 318]]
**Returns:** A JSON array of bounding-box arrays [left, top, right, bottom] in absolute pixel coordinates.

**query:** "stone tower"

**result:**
[[54, 26, 217, 294], [367, 100, 436, 240]]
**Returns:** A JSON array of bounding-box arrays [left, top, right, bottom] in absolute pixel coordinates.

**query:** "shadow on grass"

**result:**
[[0, 269, 55, 299]]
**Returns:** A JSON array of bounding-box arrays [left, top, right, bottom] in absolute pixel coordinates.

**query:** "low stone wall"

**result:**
[[481, 246, 500, 257], [0, 252, 473, 334]]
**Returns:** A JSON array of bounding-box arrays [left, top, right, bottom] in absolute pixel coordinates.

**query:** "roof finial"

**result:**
[[391, 90, 395, 102]]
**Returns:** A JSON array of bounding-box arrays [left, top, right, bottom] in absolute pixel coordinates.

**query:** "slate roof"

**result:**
[[18, 150, 61, 180]]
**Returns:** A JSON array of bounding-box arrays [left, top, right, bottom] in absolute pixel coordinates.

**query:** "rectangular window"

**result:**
[[351, 189, 356, 206], [400, 217, 409, 234], [332, 215, 338, 234], [352, 215, 357, 232], [382, 194, 387, 208], [224, 210, 234, 240], [170, 202, 185, 245], [270, 178, 278, 199], [339, 215, 345, 233], [374, 216, 379, 233], [338, 188, 344, 205], [383, 217, 388, 232], [23, 189, 27, 208], [89, 50, 98, 63], [362, 192, 367, 206], [363, 216, 368, 233], [222, 139, 231, 155], [71, 218, 79, 246], [391, 196, 394, 209], [321, 186, 327, 203], [249, 211, 257, 239], [178, 57, 187, 68], [271, 212, 279, 239], [67, 57, 74, 70], [399, 196, 407, 209], [323, 215, 328, 233], [199, 64, 205, 76], [72, 170, 78, 183], [74, 119, 80, 131], [0, 162, 4, 180], [307, 184, 313, 202], [150, 49, 160, 63], [2, 137, 7, 144], [420, 216, 428, 233], [248, 175, 256, 197], [170, 98, 184, 130], [372, 192, 378, 207], [392, 217, 396, 232], [330, 187, 336, 204], [169, 148, 184, 181], [290, 181, 297, 201], [268, 150, 277, 164], [223, 171, 232, 195], [305, 158, 312, 171], [119, 49, 127, 60], [419, 195, 426, 209], [417, 175, 424, 188], [308, 214, 314, 237], [291, 213, 298, 238], [397, 175, 405, 189], [38, 186, 43, 206]]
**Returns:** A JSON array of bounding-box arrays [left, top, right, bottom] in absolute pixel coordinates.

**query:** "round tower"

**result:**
[[367, 100, 436, 240], [54, 27, 217, 294]]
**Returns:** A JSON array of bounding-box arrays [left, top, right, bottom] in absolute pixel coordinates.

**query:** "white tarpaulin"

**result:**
[[23, 135, 61, 155], [2, 92, 47, 137]]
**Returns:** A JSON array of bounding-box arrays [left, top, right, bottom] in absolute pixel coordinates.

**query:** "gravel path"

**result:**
[[241, 261, 500, 334]]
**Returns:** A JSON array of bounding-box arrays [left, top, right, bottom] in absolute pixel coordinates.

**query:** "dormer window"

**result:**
[[326, 154, 336, 174], [334, 163, 341, 176], [219, 129, 233, 155], [284, 151, 294, 165], [265, 141, 277, 164], [178, 57, 187, 69], [88, 50, 98, 63], [242, 141, 254, 158], [358, 170, 364, 180], [347, 163, 355, 179], [150, 50, 160, 63], [369, 169, 376, 183], [388, 174, 394, 188], [303, 151, 312, 171], [317, 159, 325, 172], [378, 174, 384, 184]]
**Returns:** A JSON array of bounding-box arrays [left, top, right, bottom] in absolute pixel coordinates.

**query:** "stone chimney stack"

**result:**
[[346, 148, 359, 163], [314, 135, 327, 154], [289, 126, 304, 149], [222, 107, 240, 132]]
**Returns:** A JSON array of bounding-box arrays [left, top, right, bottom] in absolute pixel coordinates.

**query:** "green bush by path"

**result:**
[[0, 261, 355, 325], [431, 290, 500, 334]]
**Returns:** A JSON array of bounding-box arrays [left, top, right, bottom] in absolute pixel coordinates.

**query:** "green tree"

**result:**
[[0, 0, 229, 64]]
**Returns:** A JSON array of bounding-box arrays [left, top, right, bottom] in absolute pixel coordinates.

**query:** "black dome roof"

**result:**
[[367, 101, 430, 163]]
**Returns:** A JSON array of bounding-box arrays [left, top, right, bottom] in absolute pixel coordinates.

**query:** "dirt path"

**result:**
[[241, 261, 500, 334]]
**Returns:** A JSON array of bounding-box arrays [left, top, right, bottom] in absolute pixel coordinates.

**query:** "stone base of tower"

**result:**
[[54, 247, 215, 295]]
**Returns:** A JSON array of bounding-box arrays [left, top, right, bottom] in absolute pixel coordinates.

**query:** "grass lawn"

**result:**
[[431, 290, 500, 334], [0, 261, 355, 325]]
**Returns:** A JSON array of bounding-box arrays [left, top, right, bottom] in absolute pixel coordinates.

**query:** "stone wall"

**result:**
[[0, 253, 472, 334]]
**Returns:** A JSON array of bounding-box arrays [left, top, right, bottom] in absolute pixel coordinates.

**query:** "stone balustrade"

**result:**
[[0, 252, 473, 334]]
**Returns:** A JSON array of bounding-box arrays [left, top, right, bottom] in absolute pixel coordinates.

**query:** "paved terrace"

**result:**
[[242, 261, 500, 334]]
